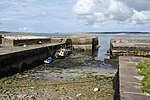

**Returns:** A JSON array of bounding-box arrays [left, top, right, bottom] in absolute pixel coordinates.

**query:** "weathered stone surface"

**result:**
[[14, 39, 51, 46], [118, 56, 150, 100], [51, 38, 63, 43], [71, 36, 93, 45], [0, 52, 115, 100], [0, 42, 67, 73], [2, 38, 14, 47], [0, 35, 98, 73], [50, 36, 98, 51], [1, 36, 98, 51], [0, 34, 2, 44], [73, 44, 92, 51], [110, 39, 150, 58], [70, 36, 98, 51]]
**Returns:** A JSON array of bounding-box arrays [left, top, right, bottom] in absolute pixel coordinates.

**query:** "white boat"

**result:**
[[55, 48, 71, 58]]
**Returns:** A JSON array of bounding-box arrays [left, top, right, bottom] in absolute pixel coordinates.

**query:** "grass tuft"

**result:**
[[137, 61, 150, 93]]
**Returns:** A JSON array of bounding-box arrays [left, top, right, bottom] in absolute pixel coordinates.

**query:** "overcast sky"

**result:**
[[0, 0, 150, 32]]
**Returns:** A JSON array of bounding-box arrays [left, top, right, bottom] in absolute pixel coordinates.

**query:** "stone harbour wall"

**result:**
[[0, 36, 98, 74], [0, 42, 69, 73], [70, 36, 98, 51], [0, 34, 2, 44], [110, 39, 150, 58], [49, 36, 98, 51], [118, 56, 150, 100], [2, 38, 14, 47], [0, 36, 98, 51], [13, 39, 51, 46]]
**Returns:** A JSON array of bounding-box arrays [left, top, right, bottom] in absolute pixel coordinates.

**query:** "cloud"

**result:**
[[122, 0, 150, 11], [131, 11, 150, 24], [94, 12, 107, 23], [39, 11, 49, 16], [73, 0, 108, 25], [18, 26, 33, 32], [73, 0, 150, 25], [73, 0, 96, 15], [108, 0, 133, 21]]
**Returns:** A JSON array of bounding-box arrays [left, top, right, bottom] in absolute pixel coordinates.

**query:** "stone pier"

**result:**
[[1, 35, 98, 51], [117, 56, 150, 100], [110, 39, 150, 58], [0, 35, 98, 73], [70, 36, 98, 51]]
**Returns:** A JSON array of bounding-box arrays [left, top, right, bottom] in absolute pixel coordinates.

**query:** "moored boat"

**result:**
[[55, 48, 71, 58], [44, 57, 53, 64]]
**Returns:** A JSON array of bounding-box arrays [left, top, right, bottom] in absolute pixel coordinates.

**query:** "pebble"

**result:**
[[93, 88, 99, 92], [76, 93, 82, 97], [0, 53, 114, 100]]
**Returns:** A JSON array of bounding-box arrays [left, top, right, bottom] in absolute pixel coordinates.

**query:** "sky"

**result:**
[[0, 0, 150, 32]]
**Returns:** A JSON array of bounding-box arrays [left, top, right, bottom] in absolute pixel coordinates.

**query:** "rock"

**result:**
[[93, 88, 99, 92], [29, 95, 36, 99], [76, 93, 82, 97], [60, 87, 65, 91], [17, 94, 26, 98], [55, 89, 59, 91], [144, 92, 150, 96], [95, 75, 104, 80]]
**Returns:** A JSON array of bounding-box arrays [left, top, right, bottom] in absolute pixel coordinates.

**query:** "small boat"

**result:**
[[55, 48, 71, 58], [44, 57, 53, 64]]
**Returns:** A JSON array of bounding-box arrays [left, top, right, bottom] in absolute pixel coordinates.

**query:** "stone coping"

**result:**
[[119, 56, 150, 100], [0, 43, 64, 56], [111, 39, 150, 48]]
